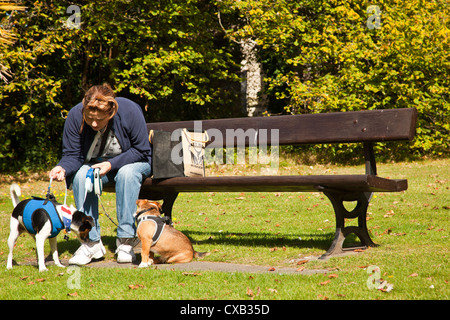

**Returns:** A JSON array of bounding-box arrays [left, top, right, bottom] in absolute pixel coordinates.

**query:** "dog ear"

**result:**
[[83, 216, 95, 227], [153, 201, 163, 212]]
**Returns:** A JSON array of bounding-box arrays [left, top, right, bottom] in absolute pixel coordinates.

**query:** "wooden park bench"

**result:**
[[118, 108, 418, 259]]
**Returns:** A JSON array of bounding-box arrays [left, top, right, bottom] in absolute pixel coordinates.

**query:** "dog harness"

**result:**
[[136, 214, 167, 246], [22, 197, 73, 238]]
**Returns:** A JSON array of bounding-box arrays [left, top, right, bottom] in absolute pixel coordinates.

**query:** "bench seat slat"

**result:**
[[140, 175, 407, 194]]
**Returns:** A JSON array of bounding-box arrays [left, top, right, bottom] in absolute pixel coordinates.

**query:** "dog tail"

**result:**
[[194, 251, 211, 259], [10, 183, 21, 208]]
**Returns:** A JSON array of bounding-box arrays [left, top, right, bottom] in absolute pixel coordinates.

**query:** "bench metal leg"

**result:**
[[320, 190, 376, 259]]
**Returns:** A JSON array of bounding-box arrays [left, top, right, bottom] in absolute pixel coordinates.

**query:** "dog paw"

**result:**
[[39, 268, 49, 272], [56, 263, 66, 268], [138, 262, 149, 268]]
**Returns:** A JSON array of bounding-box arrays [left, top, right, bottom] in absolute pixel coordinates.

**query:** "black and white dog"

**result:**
[[7, 183, 94, 272]]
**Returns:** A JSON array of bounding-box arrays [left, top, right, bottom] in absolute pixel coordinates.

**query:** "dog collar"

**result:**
[[134, 208, 153, 220]]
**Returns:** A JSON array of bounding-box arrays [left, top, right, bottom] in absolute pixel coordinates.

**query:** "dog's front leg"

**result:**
[[49, 237, 64, 268], [35, 233, 48, 272], [138, 238, 153, 268]]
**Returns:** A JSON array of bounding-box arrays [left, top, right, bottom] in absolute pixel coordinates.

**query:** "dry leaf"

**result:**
[[246, 288, 254, 298], [328, 273, 338, 279], [268, 267, 276, 271], [182, 272, 201, 276], [67, 292, 78, 297], [320, 280, 331, 286], [296, 266, 305, 272], [409, 273, 419, 277], [128, 284, 145, 290], [267, 288, 278, 293], [297, 260, 308, 265], [384, 210, 395, 218]]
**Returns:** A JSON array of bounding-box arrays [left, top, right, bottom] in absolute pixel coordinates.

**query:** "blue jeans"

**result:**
[[72, 162, 151, 241]]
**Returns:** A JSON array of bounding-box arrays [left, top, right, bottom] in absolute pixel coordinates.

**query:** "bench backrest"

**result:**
[[147, 108, 417, 148]]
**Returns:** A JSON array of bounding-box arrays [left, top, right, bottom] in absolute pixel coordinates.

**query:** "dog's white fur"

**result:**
[[7, 184, 83, 272]]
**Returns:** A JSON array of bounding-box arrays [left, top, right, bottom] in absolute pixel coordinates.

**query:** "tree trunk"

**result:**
[[240, 39, 267, 117]]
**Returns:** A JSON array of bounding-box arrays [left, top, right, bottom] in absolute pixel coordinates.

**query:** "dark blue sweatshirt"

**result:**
[[57, 97, 152, 179]]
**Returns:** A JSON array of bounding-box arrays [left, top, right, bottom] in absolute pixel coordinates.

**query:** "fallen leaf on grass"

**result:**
[[320, 280, 331, 286], [268, 267, 276, 272], [409, 273, 419, 277], [67, 292, 78, 297], [297, 259, 308, 265], [328, 273, 338, 279], [246, 286, 261, 299], [378, 281, 394, 293], [182, 272, 202, 276], [128, 284, 145, 290], [384, 210, 395, 218], [296, 267, 305, 272]]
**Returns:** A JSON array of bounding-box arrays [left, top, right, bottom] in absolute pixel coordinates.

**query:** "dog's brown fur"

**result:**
[[135, 200, 209, 267]]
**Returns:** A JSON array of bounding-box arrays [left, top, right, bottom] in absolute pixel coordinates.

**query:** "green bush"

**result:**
[[218, 0, 449, 158], [0, 0, 448, 171]]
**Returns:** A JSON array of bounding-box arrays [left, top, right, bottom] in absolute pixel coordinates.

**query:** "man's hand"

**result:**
[[49, 166, 66, 181], [91, 161, 112, 176]]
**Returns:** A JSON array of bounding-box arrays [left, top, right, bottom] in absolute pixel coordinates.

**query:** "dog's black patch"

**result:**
[[12, 199, 31, 219], [31, 208, 52, 234]]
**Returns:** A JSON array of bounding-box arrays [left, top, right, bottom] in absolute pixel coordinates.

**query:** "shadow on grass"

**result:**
[[53, 231, 335, 256], [183, 230, 335, 252]]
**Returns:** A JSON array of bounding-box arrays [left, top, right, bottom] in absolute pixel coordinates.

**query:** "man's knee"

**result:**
[[115, 164, 144, 185]]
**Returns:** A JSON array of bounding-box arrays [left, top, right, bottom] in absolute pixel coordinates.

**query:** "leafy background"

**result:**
[[0, 0, 448, 172]]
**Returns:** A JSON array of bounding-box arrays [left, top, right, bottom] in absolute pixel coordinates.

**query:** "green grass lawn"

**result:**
[[0, 158, 448, 300]]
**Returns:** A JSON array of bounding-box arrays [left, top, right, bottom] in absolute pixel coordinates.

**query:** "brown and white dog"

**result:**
[[7, 183, 94, 272], [134, 199, 209, 268]]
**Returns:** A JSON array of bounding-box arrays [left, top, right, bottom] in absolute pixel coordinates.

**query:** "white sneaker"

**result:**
[[115, 244, 136, 263], [69, 240, 106, 265]]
